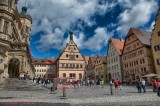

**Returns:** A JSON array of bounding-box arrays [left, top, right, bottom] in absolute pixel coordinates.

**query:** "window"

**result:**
[[79, 73, 82, 79], [66, 64, 68, 68], [73, 64, 75, 68], [3, 21, 9, 34], [76, 55, 78, 58], [158, 31, 160, 36], [25, 26, 29, 34], [157, 59, 160, 65], [68, 47, 70, 50], [8, 0, 12, 8], [62, 64, 64, 68], [63, 73, 66, 77], [77, 64, 79, 68], [70, 64, 72, 68], [80, 64, 83, 68], [143, 59, 145, 63], [101, 75, 103, 78], [66, 54, 68, 57], [69, 73, 75, 78]]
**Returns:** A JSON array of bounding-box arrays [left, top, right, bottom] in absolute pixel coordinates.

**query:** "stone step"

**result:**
[[0, 78, 48, 91]]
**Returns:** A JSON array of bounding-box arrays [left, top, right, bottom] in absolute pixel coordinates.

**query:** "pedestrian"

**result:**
[[153, 80, 158, 92], [45, 79, 48, 88], [114, 80, 118, 89], [141, 79, 146, 93], [100, 80, 104, 88], [89, 80, 92, 87], [77, 80, 80, 87], [136, 79, 142, 93], [97, 79, 100, 88], [110, 79, 114, 95], [118, 79, 122, 90]]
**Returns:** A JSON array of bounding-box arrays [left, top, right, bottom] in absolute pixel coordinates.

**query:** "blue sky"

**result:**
[[18, 0, 160, 58]]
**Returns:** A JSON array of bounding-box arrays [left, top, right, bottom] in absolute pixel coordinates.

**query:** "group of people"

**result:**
[[136, 79, 146, 93], [110, 79, 122, 90], [19, 72, 31, 80], [68, 79, 105, 88], [35, 77, 50, 88]]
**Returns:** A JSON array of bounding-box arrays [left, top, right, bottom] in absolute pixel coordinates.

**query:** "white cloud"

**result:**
[[17, 0, 115, 51], [84, 27, 112, 51], [117, 0, 158, 35], [149, 21, 155, 31]]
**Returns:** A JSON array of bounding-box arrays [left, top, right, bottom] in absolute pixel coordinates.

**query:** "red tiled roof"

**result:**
[[129, 28, 151, 46], [33, 58, 55, 65], [111, 38, 124, 55]]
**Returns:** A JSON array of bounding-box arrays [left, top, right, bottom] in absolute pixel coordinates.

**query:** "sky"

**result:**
[[17, 0, 160, 59]]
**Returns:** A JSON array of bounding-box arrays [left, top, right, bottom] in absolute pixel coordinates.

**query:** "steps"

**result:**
[[0, 78, 48, 91]]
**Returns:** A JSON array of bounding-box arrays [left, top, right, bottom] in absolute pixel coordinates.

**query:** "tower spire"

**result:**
[[25, 0, 27, 6], [69, 31, 73, 41]]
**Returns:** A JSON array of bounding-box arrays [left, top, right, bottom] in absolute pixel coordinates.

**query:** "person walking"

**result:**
[[153, 80, 158, 92], [136, 79, 142, 93], [114, 80, 118, 89], [141, 79, 146, 93]]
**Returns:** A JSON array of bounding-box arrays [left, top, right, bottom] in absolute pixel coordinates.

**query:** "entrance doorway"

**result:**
[[8, 58, 20, 78]]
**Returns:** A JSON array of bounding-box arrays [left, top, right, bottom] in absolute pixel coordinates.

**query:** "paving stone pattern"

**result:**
[[0, 80, 160, 106]]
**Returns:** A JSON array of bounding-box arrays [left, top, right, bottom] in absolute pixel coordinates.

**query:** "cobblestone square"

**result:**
[[0, 84, 160, 106]]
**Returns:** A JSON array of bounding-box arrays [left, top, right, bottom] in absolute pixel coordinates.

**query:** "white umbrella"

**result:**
[[142, 73, 160, 77]]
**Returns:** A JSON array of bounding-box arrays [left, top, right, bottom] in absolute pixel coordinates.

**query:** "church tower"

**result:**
[[56, 31, 85, 80], [20, 3, 32, 45]]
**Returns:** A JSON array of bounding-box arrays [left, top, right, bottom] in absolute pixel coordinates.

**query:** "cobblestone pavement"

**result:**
[[0, 85, 159, 106]]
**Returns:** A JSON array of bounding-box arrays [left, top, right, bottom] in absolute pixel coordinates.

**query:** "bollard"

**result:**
[[63, 87, 66, 97]]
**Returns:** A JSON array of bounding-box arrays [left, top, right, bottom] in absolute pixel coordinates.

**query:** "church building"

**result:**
[[56, 31, 85, 80]]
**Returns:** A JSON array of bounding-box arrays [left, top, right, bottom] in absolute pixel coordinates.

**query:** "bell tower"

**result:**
[[19, 1, 32, 45]]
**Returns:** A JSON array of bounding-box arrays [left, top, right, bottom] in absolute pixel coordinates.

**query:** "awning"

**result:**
[[142, 73, 160, 77]]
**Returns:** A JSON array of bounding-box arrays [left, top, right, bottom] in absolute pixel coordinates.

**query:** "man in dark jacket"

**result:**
[[136, 79, 142, 93]]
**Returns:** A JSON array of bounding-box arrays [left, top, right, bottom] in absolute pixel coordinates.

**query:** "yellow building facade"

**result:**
[[94, 56, 107, 82], [151, 9, 160, 75]]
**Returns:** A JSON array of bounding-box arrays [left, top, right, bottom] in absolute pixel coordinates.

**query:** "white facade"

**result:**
[[107, 42, 123, 80]]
